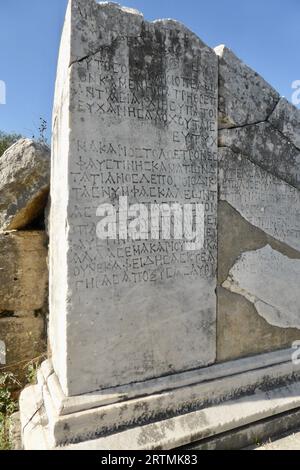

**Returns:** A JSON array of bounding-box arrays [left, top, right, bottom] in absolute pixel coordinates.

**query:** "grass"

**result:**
[[0, 372, 20, 450], [0, 356, 45, 450]]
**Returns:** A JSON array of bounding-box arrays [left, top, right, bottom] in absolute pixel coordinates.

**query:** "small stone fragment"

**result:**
[[223, 245, 300, 329]]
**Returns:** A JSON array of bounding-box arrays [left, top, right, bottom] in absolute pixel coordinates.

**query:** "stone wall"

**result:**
[[0, 46, 300, 386], [216, 45, 300, 361], [0, 139, 50, 381], [1, 38, 300, 387], [18, 2, 300, 450], [47, 1, 300, 395]]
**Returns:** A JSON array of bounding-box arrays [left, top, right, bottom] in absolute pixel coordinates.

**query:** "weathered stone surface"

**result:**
[[187, 408, 300, 450], [0, 314, 45, 368], [219, 148, 300, 252], [217, 201, 300, 362], [269, 97, 300, 150], [45, 358, 298, 446], [257, 430, 300, 450], [20, 0, 300, 452], [223, 245, 300, 329], [36, 350, 293, 419], [0, 231, 48, 311], [214, 45, 280, 129], [50, 0, 218, 396], [217, 202, 299, 360], [19, 360, 300, 449], [9, 412, 22, 451], [217, 287, 300, 362], [0, 139, 50, 231], [219, 123, 300, 190], [44, 197, 50, 237]]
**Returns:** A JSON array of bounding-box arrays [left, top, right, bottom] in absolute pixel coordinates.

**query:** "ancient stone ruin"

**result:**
[[0, 139, 50, 382], [18, 0, 300, 449]]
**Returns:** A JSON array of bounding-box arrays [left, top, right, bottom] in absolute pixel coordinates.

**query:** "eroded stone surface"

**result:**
[[0, 139, 50, 231], [219, 123, 300, 190], [223, 245, 300, 329], [0, 314, 45, 368], [50, 0, 218, 396], [219, 148, 300, 252], [18, 0, 300, 451], [0, 231, 48, 311], [269, 97, 300, 150], [20, 374, 300, 449], [217, 201, 300, 362], [214, 45, 280, 129]]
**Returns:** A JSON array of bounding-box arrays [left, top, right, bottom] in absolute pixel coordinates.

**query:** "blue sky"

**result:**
[[0, 0, 299, 141]]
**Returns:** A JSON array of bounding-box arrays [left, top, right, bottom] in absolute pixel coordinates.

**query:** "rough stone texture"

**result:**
[[0, 231, 48, 378], [217, 288, 300, 362], [219, 148, 300, 253], [214, 45, 280, 129], [0, 231, 48, 311], [217, 201, 300, 362], [50, 0, 218, 396], [36, 350, 292, 419], [9, 412, 22, 450], [269, 97, 300, 150], [19, 369, 300, 449], [257, 429, 300, 450], [218, 146, 300, 358], [0, 313, 45, 369], [223, 245, 300, 329], [185, 409, 300, 450], [215, 40, 300, 365], [216, 46, 300, 361], [19, 1, 300, 451], [0, 139, 50, 231], [219, 123, 300, 190], [44, 197, 50, 237]]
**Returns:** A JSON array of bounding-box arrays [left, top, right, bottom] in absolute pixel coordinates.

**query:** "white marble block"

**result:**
[[19, 1, 300, 451], [50, 0, 218, 397]]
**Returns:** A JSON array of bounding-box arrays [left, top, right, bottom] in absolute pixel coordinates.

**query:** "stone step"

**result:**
[[256, 429, 300, 450], [20, 379, 300, 450]]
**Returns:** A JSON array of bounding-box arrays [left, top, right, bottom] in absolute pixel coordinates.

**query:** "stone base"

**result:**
[[19, 349, 300, 450]]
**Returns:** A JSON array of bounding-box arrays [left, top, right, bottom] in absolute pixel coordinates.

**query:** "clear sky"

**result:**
[[0, 0, 299, 142]]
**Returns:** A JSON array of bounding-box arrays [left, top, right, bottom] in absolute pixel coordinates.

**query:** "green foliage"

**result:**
[[0, 131, 22, 157], [0, 372, 20, 450], [0, 356, 46, 449], [25, 361, 39, 385], [0, 117, 48, 158], [0, 372, 19, 415], [0, 412, 10, 450]]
